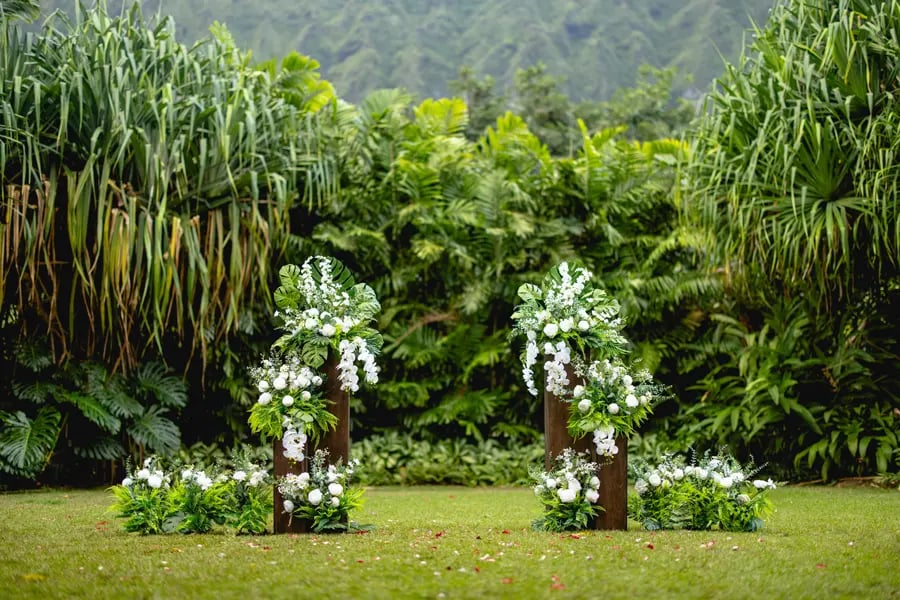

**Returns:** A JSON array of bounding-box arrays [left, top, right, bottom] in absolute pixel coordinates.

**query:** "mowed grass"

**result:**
[[1, 486, 898, 599]]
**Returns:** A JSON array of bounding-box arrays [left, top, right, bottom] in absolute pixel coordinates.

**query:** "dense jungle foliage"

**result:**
[[1, 0, 897, 487]]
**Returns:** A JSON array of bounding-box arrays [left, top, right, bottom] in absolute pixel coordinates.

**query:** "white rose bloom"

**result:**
[[625, 394, 639, 408], [281, 395, 294, 407], [327, 472, 338, 483], [559, 318, 574, 333], [607, 403, 620, 415], [585, 489, 600, 504], [567, 479, 582, 492], [557, 488, 577, 503], [301, 391, 312, 401], [330, 497, 340, 507], [305, 318, 318, 330], [308, 489, 323, 506], [121, 477, 133, 487], [573, 385, 585, 398], [299, 472, 310, 483], [258, 392, 272, 405], [673, 468, 684, 481], [321, 323, 336, 337], [147, 474, 163, 489], [282, 500, 294, 513], [328, 483, 344, 497], [589, 476, 600, 489], [577, 399, 591, 413], [543, 323, 559, 338], [578, 320, 590, 331], [648, 473, 662, 487], [545, 477, 558, 489], [232, 471, 247, 482], [273, 376, 287, 391], [622, 375, 633, 387], [313, 376, 323, 386], [181, 469, 193, 480], [718, 476, 733, 489], [136, 468, 150, 480], [697, 468, 709, 480], [634, 479, 649, 495], [257, 380, 270, 392]]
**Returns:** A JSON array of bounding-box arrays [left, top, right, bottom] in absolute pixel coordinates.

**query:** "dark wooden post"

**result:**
[[544, 360, 627, 530], [273, 356, 351, 533], [596, 435, 628, 530]]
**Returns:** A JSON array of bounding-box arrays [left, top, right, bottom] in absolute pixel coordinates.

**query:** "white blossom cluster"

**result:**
[[279, 305, 362, 340], [277, 451, 360, 515], [592, 424, 618, 458], [533, 448, 601, 505], [337, 337, 379, 392], [231, 468, 267, 487], [179, 468, 214, 491], [281, 427, 308, 462], [543, 341, 572, 397], [298, 256, 354, 314], [254, 355, 322, 410], [121, 457, 168, 490], [633, 454, 776, 497]]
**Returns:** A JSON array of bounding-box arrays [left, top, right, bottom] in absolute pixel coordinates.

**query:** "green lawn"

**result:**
[[1, 486, 898, 599]]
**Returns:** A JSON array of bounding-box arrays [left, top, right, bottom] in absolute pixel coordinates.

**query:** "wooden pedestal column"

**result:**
[[544, 361, 627, 530], [273, 356, 351, 534]]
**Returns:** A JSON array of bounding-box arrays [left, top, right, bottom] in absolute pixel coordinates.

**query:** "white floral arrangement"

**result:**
[[512, 261, 663, 457], [511, 261, 628, 397], [629, 451, 776, 532], [249, 256, 382, 460], [569, 359, 663, 458], [277, 449, 364, 532], [531, 448, 603, 532], [110, 456, 272, 535]]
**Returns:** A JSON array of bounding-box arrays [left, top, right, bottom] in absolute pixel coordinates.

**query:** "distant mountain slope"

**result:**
[[38, 0, 775, 102]]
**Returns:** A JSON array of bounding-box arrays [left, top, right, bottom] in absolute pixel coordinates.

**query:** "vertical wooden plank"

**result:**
[[313, 357, 350, 463]]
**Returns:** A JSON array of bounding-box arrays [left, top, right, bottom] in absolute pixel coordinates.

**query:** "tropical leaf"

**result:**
[[73, 436, 124, 460], [133, 362, 188, 409], [128, 406, 181, 456], [59, 391, 121, 434], [0, 408, 62, 477]]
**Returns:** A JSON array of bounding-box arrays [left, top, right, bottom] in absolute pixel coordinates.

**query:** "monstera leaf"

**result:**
[[0, 408, 62, 478]]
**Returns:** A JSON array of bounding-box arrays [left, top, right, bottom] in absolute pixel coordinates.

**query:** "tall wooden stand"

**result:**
[[544, 361, 627, 530], [273, 356, 350, 534]]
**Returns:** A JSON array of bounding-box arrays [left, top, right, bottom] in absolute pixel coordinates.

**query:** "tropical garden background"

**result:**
[[1, 0, 897, 489]]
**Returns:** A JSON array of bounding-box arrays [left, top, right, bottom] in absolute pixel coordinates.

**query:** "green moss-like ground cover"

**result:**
[[1, 486, 897, 599]]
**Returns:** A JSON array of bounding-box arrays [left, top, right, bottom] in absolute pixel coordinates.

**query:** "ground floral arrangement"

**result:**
[[276, 449, 364, 532], [109, 455, 271, 535], [531, 448, 602, 532], [629, 450, 777, 532]]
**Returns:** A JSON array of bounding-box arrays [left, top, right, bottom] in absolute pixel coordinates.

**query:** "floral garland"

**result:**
[[277, 449, 364, 532], [531, 448, 602, 532], [248, 256, 383, 459], [511, 261, 663, 458], [629, 451, 777, 532]]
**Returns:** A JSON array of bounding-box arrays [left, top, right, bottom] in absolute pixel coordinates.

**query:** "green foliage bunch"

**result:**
[[276, 449, 363, 533], [109, 454, 272, 535], [531, 448, 603, 532], [629, 451, 776, 532], [0, 342, 186, 481], [351, 432, 543, 486], [679, 0, 900, 479], [1, 0, 332, 371]]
